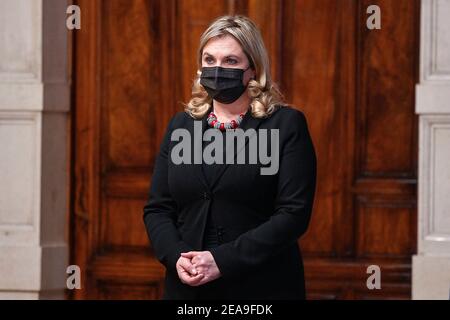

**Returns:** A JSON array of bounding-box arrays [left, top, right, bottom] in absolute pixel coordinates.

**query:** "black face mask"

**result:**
[[200, 66, 251, 104]]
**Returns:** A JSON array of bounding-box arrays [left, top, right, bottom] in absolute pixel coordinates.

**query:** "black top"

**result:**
[[201, 127, 227, 250], [143, 105, 317, 299], [199, 126, 234, 299]]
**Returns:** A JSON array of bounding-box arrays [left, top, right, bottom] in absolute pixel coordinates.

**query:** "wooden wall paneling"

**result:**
[[176, 0, 230, 103], [281, 0, 353, 258], [71, 0, 102, 299], [357, 0, 419, 178], [281, 0, 419, 299], [95, 0, 160, 299], [245, 0, 283, 83], [352, 0, 419, 299], [101, 0, 155, 171], [99, 0, 154, 254], [304, 258, 411, 299], [72, 0, 170, 299], [355, 195, 416, 258], [158, 0, 179, 140]]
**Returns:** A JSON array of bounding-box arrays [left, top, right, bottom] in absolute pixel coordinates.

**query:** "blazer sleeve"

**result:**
[[209, 110, 317, 279], [143, 114, 193, 274]]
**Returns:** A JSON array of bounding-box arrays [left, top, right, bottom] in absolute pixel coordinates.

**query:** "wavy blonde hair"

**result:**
[[185, 15, 286, 119]]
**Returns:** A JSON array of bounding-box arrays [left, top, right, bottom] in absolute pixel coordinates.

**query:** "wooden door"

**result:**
[[283, 0, 419, 299], [71, 0, 419, 299]]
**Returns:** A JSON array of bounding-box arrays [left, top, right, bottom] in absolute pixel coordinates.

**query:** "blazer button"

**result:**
[[217, 226, 224, 244], [202, 192, 210, 200]]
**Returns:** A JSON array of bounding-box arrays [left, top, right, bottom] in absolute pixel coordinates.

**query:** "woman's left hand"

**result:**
[[180, 251, 221, 286]]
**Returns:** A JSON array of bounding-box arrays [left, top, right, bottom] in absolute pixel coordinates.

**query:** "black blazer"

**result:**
[[143, 105, 317, 299]]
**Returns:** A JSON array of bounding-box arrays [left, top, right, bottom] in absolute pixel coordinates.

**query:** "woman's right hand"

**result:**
[[176, 256, 204, 286]]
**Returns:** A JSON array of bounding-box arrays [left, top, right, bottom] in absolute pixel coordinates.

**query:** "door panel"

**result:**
[[72, 0, 419, 299]]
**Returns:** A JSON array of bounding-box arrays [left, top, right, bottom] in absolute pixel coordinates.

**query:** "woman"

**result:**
[[143, 15, 316, 300]]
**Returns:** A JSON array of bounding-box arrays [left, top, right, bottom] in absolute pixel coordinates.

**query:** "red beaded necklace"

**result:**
[[207, 111, 245, 131]]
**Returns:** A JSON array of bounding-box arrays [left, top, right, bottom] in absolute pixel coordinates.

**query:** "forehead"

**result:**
[[202, 34, 244, 57]]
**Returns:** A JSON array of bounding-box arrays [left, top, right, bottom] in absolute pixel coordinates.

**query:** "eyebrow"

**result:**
[[203, 52, 241, 60]]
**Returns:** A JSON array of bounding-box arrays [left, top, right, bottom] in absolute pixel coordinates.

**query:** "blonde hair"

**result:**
[[185, 15, 286, 119]]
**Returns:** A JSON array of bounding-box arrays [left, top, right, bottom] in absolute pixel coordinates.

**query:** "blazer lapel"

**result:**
[[189, 107, 263, 191], [208, 108, 264, 190], [188, 105, 213, 192]]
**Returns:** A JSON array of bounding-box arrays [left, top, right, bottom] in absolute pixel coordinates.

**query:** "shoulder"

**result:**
[[272, 105, 307, 119], [269, 105, 315, 156], [166, 111, 193, 130], [263, 105, 309, 130]]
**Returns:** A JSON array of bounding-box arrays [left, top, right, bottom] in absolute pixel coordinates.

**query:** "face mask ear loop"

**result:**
[[243, 65, 254, 89]]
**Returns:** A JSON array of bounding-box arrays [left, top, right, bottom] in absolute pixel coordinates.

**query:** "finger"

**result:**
[[179, 259, 198, 275], [181, 251, 202, 258], [193, 265, 205, 275], [192, 256, 204, 266], [177, 268, 188, 279], [192, 273, 215, 287], [181, 273, 204, 286], [194, 277, 209, 287], [177, 267, 193, 282]]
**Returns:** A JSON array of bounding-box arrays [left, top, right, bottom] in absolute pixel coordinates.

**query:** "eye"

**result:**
[[226, 58, 238, 65], [204, 56, 214, 64]]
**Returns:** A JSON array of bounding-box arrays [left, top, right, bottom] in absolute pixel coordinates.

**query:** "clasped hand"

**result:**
[[176, 251, 221, 286]]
